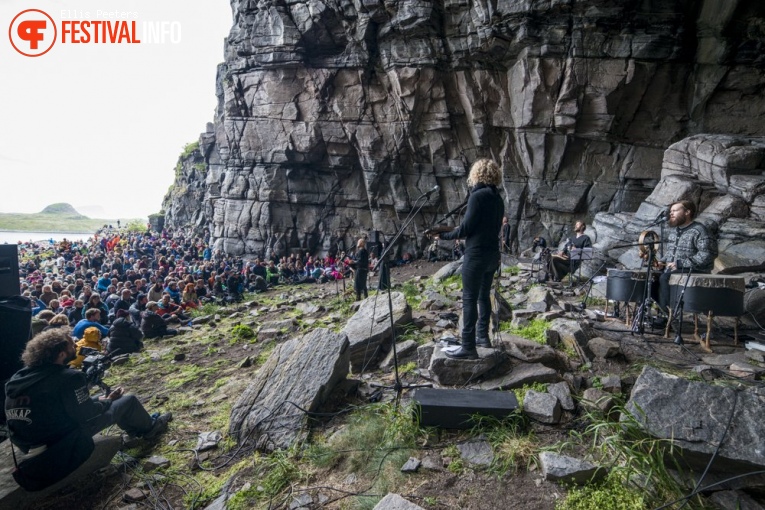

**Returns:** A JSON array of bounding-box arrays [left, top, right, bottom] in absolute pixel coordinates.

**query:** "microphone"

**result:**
[[421, 185, 440, 198], [648, 210, 668, 227]]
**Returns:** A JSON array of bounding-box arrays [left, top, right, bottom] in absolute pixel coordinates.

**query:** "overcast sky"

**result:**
[[0, 0, 232, 220]]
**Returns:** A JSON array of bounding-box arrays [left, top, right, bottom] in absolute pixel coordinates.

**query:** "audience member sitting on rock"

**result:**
[[157, 293, 190, 322], [72, 308, 110, 339], [129, 293, 148, 326], [107, 309, 144, 355], [4, 328, 172, 492], [141, 301, 178, 339], [181, 283, 200, 309]]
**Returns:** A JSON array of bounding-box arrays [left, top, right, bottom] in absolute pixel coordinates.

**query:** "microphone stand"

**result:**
[[631, 241, 658, 336], [369, 189, 435, 405]]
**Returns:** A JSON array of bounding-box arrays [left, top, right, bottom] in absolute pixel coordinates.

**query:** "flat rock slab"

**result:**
[[230, 328, 349, 451], [625, 366, 765, 473], [342, 292, 412, 372], [477, 363, 558, 391], [380, 340, 419, 369], [0, 434, 121, 509], [428, 346, 501, 386], [457, 440, 494, 466], [700, 352, 751, 366], [499, 333, 559, 365], [540, 452, 606, 485], [373, 493, 425, 510]]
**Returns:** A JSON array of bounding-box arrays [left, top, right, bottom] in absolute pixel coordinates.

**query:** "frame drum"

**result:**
[[606, 269, 648, 303], [668, 274, 745, 316]]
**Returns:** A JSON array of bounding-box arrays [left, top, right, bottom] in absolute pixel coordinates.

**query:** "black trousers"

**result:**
[[460, 253, 500, 348], [87, 395, 153, 437], [354, 269, 368, 299]]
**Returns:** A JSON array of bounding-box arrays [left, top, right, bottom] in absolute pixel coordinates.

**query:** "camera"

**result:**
[[79, 347, 120, 395]]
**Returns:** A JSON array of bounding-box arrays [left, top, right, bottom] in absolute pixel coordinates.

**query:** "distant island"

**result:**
[[0, 203, 139, 233]]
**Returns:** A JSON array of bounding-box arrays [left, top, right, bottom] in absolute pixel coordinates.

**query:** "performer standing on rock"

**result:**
[[433, 159, 504, 359]]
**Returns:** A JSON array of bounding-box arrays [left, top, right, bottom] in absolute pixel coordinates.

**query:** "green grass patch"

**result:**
[[556, 474, 645, 510], [165, 364, 219, 389], [557, 402, 693, 508], [227, 447, 307, 509], [502, 265, 521, 276], [470, 413, 535, 474], [503, 318, 550, 345], [400, 281, 423, 309], [231, 324, 255, 341], [306, 402, 425, 504]]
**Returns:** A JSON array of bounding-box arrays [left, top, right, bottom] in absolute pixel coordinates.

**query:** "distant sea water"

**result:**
[[0, 231, 94, 244]]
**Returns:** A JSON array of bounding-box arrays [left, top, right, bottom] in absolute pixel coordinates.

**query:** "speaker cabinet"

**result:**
[[414, 388, 519, 429], [0, 244, 20, 298], [0, 296, 32, 382]]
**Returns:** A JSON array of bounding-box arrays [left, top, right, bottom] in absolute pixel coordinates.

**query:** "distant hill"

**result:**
[[40, 203, 87, 218], [0, 204, 142, 233]]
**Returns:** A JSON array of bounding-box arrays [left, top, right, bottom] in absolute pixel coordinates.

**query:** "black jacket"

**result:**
[[5, 364, 108, 451], [441, 184, 504, 257], [140, 310, 169, 339], [107, 317, 144, 354]]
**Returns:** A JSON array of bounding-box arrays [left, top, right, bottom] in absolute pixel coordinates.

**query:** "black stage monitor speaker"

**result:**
[[0, 296, 32, 382], [0, 244, 21, 298], [413, 388, 519, 429]]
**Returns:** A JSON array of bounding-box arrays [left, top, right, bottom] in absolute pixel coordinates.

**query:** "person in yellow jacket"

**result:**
[[68, 326, 104, 369]]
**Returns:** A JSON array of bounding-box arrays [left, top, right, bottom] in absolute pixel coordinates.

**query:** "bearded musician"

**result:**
[[654, 200, 717, 316]]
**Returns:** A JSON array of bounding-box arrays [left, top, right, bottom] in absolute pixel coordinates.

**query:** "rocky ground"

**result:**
[[10, 259, 765, 510]]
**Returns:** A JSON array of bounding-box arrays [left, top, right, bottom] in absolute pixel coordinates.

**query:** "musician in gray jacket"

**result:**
[[657, 200, 718, 314]]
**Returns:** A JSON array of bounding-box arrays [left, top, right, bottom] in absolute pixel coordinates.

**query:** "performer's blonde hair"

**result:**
[[467, 158, 502, 187]]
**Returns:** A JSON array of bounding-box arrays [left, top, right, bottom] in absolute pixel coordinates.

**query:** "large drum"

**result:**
[[606, 269, 652, 303], [669, 274, 745, 316]]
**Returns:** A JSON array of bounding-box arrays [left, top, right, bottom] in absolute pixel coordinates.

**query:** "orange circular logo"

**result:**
[[9, 9, 57, 57]]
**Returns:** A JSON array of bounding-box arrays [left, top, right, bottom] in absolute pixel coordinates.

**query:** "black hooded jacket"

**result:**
[[5, 364, 109, 451], [107, 317, 144, 355], [440, 183, 504, 257]]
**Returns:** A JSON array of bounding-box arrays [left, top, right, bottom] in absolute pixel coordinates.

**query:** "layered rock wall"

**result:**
[[163, 0, 765, 258]]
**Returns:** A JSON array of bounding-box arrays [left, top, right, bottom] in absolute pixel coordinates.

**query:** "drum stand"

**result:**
[[631, 246, 659, 336]]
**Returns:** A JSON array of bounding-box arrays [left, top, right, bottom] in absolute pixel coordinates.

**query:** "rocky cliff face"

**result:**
[[163, 0, 765, 259]]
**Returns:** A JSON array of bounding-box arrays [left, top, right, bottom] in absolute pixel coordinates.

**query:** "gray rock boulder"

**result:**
[[429, 346, 503, 386], [587, 337, 621, 359], [379, 340, 419, 369], [342, 292, 412, 373], [523, 390, 561, 424], [624, 366, 765, 473], [539, 452, 606, 485], [230, 329, 349, 450], [548, 381, 575, 412], [373, 493, 425, 510], [499, 333, 559, 366]]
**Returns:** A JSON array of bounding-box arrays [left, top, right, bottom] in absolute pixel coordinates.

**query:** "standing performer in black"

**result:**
[[353, 237, 369, 300], [435, 159, 504, 359]]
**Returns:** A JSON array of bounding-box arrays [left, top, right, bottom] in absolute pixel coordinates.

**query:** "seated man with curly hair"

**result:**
[[4, 328, 172, 490]]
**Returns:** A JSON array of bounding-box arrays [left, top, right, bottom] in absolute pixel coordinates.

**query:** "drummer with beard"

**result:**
[[656, 200, 718, 317]]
